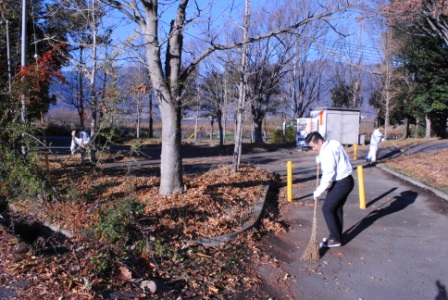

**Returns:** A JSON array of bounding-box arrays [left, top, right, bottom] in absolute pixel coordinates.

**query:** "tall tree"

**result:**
[[0, 0, 69, 202], [201, 69, 234, 147], [48, 0, 114, 135], [247, 58, 287, 144], [101, 0, 352, 195], [384, 0, 448, 46], [388, 10, 448, 138], [330, 79, 363, 108], [0, 0, 68, 122]]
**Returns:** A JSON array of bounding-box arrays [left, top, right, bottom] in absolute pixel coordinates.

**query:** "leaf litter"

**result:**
[[0, 155, 282, 299]]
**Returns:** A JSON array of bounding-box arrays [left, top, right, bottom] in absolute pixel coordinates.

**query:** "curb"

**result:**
[[188, 184, 271, 248], [377, 164, 448, 202]]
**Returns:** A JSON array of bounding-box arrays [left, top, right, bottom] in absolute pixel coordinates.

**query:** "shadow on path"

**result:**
[[436, 280, 448, 300], [343, 190, 417, 245], [366, 187, 398, 208]]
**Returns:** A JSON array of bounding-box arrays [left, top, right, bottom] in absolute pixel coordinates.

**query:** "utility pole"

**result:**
[[21, 0, 27, 124], [0, 1, 12, 93]]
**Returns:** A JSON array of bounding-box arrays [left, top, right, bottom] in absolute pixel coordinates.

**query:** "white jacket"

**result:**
[[370, 129, 383, 146], [70, 131, 90, 154], [315, 140, 353, 197]]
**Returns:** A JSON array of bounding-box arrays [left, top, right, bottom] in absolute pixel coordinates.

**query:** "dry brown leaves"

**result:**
[[384, 149, 448, 193], [1, 157, 278, 299]]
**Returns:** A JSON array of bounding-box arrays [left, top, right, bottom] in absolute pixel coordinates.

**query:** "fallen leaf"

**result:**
[[140, 280, 157, 294], [118, 266, 132, 281]]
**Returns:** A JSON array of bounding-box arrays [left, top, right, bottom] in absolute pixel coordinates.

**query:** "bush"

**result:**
[[0, 124, 53, 202], [45, 123, 72, 136], [95, 198, 145, 245], [270, 127, 296, 144]]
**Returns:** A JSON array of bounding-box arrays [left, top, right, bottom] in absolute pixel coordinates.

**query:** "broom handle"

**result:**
[[314, 162, 320, 217]]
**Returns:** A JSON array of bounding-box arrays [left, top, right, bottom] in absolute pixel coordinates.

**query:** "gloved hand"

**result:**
[[315, 156, 320, 164], [381, 138, 385, 142], [313, 190, 323, 199]]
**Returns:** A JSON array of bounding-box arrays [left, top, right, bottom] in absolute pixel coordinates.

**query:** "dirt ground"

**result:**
[[0, 143, 285, 299], [1, 139, 447, 299]]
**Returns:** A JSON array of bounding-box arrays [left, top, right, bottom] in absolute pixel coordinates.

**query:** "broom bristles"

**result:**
[[301, 162, 321, 262], [300, 222, 319, 262], [301, 197, 320, 262]]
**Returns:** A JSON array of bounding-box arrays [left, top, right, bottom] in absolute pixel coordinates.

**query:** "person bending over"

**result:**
[[305, 131, 354, 248]]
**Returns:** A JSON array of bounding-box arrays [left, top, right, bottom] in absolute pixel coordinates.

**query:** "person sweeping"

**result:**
[[305, 131, 354, 248], [365, 126, 384, 163], [70, 129, 92, 163]]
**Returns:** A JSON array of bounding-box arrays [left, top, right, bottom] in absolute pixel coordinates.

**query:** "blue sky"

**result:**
[[106, 0, 382, 67]]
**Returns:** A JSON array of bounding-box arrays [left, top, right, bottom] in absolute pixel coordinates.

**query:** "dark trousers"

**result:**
[[322, 175, 354, 243]]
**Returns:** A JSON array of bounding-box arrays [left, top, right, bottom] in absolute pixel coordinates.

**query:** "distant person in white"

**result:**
[[366, 127, 384, 163], [70, 130, 91, 162]]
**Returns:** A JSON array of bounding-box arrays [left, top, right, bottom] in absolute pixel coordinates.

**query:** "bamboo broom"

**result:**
[[301, 161, 320, 262]]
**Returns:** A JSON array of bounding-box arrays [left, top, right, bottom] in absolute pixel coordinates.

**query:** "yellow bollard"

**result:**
[[357, 165, 366, 209], [353, 143, 358, 160], [287, 161, 293, 202]]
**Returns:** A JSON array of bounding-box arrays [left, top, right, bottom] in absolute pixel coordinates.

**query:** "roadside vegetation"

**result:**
[[0, 145, 283, 299], [381, 139, 448, 193]]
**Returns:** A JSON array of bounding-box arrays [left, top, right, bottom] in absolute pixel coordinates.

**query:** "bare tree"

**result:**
[[50, 0, 114, 138], [200, 67, 235, 147], [101, 0, 352, 194], [246, 42, 290, 144], [384, 0, 448, 46], [122, 65, 151, 139], [280, 0, 334, 119], [232, 0, 251, 172]]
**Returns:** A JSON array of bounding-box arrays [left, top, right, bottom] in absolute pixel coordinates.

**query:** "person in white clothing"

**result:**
[[366, 127, 384, 163], [305, 131, 354, 248], [70, 130, 91, 162]]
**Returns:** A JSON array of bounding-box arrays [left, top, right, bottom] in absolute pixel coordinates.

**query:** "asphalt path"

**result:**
[[252, 142, 448, 300]]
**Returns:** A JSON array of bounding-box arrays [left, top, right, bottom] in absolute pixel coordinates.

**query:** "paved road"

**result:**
[[251, 142, 448, 300]]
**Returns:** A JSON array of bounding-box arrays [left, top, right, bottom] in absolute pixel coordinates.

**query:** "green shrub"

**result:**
[[89, 252, 113, 276], [0, 124, 52, 202], [270, 127, 296, 144], [95, 198, 145, 245]]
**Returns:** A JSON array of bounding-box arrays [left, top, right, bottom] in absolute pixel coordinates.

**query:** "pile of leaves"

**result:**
[[384, 149, 448, 193], [0, 154, 282, 299]]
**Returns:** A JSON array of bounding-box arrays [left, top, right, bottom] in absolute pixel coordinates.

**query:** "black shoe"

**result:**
[[320, 239, 341, 248]]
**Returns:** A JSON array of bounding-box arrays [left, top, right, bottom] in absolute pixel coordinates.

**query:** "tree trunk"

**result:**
[[148, 91, 154, 138], [217, 109, 223, 147], [210, 117, 214, 140], [404, 116, 410, 139], [253, 117, 264, 144], [223, 74, 228, 144], [136, 100, 141, 139], [143, 1, 186, 195], [415, 116, 420, 138], [89, 0, 98, 139], [77, 58, 86, 129], [159, 100, 183, 195], [425, 113, 432, 138], [232, 0, 250, 173]]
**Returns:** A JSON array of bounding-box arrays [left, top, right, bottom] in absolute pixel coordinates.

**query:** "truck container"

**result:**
[[310, 107, 360, 145]]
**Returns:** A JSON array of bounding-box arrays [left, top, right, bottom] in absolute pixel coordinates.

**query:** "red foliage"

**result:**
[[12, 43, 67, 109], [383, 0, 448, 22], [16, 43, 67, 83]]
